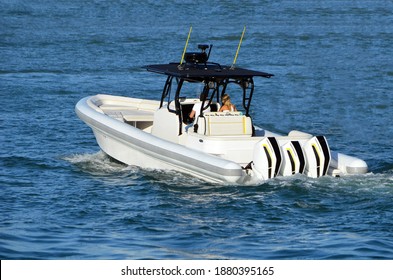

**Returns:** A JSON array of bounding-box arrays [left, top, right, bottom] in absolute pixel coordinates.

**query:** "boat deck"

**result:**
[[99, 104, 155, 131], [99, 104, 155, 122]]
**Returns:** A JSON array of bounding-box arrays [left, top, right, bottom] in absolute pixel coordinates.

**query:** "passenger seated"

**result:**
[[219, 93, 237, 112]]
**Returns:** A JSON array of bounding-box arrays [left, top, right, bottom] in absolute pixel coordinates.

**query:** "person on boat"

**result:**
[[219, 93, 237, 112], [185, 93, 211, 132], [189, 92, 211, 121]]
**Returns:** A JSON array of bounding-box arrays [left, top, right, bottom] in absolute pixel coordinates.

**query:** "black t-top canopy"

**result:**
[[142, 45, 274, 135], [144, 63, 273, 80]]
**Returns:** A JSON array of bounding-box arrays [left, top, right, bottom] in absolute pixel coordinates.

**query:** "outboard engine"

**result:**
[[302, 136, 331, 178], [252, 137, 282, 180], [252, 133, 332, 180], [279, 141, 306, 176]]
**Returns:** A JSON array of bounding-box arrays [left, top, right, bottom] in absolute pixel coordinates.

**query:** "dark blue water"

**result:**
[[1, 0, 393, 259]]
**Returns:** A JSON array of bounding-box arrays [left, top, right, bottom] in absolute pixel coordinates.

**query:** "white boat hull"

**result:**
[[76, 95, 245, 183], [76, 94, 368, 184]]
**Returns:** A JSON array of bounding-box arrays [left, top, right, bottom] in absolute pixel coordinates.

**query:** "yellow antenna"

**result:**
[[231, 26, 246, 69], [180, 26, 192, 66]]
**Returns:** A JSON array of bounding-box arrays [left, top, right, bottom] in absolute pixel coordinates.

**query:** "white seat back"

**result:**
[[196, 112, 252, 136]]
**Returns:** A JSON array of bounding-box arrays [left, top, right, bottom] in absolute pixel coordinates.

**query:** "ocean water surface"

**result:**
[[1, 0, 393, 259]]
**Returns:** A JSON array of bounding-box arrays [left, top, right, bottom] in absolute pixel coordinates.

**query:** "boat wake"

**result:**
[[64, 151, 129, 174], [64, 151, 150, 184], [63, 151, 208, 186], [63, 152, 392, 190]]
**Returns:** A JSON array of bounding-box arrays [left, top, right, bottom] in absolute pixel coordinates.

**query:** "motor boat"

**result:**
[[75, 44, 368, 184]]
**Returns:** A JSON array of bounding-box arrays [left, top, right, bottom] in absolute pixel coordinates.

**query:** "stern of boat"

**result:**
[[250, 130, 368, 181]]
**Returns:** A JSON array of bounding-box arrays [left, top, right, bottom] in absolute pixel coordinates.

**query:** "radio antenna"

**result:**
[[179, 26, 192, 68], [231, 26, 246, 69]]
